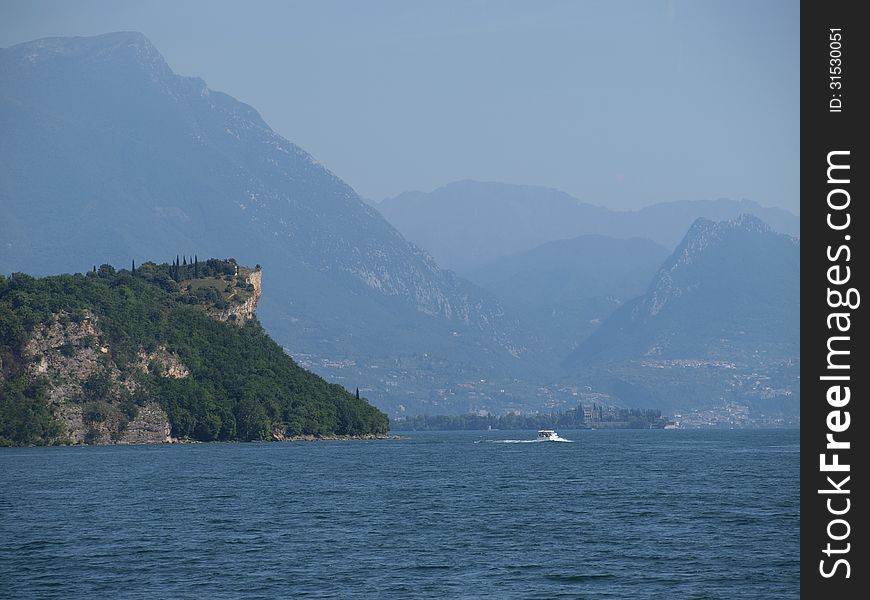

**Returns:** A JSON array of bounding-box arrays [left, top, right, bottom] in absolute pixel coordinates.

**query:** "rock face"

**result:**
[[53, 401, 172, 445], [24, 311, 110, 406], [118, 402, 173, 444], [138, 347, 190, 379], [23, 311, 176, 445], [208, 268, 262, 326]]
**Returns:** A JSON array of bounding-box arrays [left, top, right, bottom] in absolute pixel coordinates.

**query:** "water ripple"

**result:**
[[0, 429, 799, 598]]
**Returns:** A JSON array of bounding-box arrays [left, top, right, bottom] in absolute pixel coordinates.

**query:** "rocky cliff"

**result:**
[[207, 268, 262, 326], [22, 310, 179, 444]]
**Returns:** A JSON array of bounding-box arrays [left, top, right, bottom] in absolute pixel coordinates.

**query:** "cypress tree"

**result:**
[[356, 387, 360, 400], [194, 255, 198, 278], [131, 259, 136, 274]]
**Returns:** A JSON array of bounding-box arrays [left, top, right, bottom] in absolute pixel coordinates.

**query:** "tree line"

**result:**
[[390, 405, 666, 431]]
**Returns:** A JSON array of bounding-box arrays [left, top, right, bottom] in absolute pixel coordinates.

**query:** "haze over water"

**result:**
[[1, 429, 799, 598]]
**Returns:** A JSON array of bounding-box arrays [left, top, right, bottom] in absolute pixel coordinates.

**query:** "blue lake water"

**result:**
[[0, 429, 799, 598]]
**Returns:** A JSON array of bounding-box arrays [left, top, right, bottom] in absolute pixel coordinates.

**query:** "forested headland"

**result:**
[[0, 259, 389, 446]]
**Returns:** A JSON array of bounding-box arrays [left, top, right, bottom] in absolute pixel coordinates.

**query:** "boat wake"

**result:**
[[485, 437, 573, 444]]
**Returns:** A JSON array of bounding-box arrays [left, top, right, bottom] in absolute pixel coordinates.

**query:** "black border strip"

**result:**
[[801, 1, 867, 595]]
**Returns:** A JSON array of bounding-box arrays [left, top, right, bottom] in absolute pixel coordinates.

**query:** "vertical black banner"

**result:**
[[802, 1, 867, 596]]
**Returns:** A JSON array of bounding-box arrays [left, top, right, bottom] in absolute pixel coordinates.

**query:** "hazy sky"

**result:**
[[1, 0, 799, 213]]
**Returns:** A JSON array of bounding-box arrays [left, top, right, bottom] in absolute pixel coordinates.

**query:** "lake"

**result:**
[[0, 429, 799, 598]]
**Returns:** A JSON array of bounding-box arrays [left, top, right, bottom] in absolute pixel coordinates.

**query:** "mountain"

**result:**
[[564, 215, 800, 417], [378, 181, 610, 272], [376, 180, 799, 273], [0, 259, 389, 446], [0, 33, 544, 415], [465, 235, 670, 356]]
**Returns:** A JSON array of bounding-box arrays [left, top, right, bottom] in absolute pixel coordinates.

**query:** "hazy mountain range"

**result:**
[[1, 32, 799, 419], [375, 180, 799, 274]]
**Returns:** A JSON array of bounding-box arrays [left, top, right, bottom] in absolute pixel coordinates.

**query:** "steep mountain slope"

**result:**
[[0, 33, 542, 414], [377, 180, 799, 273], [466, 235, 670, 356], [564, 215, 799, 417], [570, 215, 799, 364]]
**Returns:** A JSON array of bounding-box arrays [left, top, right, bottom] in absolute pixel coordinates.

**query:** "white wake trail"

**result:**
[[485, 437, 573, 443]]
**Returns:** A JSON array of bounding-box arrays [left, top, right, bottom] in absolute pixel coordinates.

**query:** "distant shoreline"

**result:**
[[276, 434, 403, 442], [165, 433, 404, 444]]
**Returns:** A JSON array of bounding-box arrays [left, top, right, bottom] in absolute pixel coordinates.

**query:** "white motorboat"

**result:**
[[537, 429, 559, 441]]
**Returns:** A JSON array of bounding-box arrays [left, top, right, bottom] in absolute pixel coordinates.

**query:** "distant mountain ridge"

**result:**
[[376, 180, 799, 273], [465, 235, 670, 357], [570, 214, 799, 366]]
